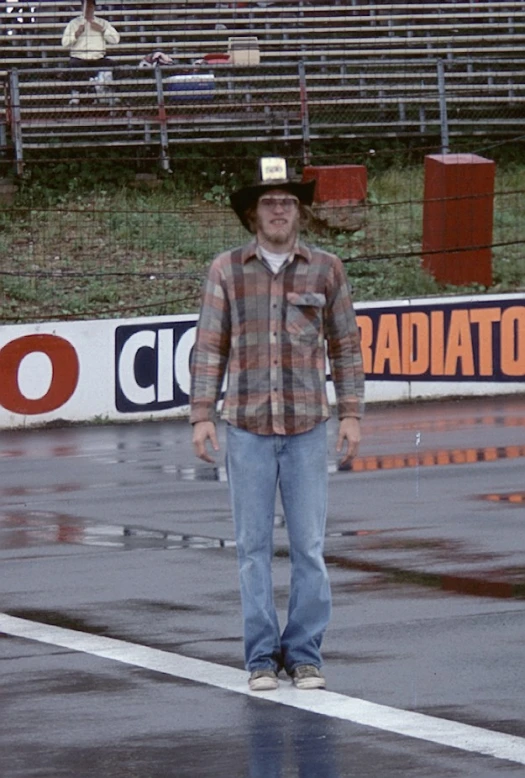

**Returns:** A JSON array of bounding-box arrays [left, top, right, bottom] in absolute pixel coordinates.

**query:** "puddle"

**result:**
[[4, 444, 520, 485], [3, 512, 524, 601], [0, 446, 80, 460], [368, 411, 525, 435], [0, 511, 86, 547], [5, 608, 109, 635], [0, 510, 236, 551], [163, 446, 525, 480], [93, 525, 236, 550], [326, 526, 420, 539], [481, 492, 525, 504], [0, 510, 420, 553], [325, 554, 525, 600], [0, 483, 83, 498], [351, 444, 525, 472]]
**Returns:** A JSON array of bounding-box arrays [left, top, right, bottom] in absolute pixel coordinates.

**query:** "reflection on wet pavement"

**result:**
[[0, 511, 236, 551], [368, 412, 525, 434], [136, 442, 525, 479], [5, 608, 110, 636], [0, 484, 83, 497], [325, 554, 525, 600], [246, 698, 341, 777], [351, 444, 525, 472], [482, 492, 525, 504], [176, 443, 525, 479], [0, 511, 425, 553], [0, 445, 80, 459], [2, 508, 524, 600], [1, 400, 524, 622], [0, 511, 86, 547]]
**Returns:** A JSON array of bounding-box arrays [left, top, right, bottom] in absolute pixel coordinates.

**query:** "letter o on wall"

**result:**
[[0, 334, 80, 415]]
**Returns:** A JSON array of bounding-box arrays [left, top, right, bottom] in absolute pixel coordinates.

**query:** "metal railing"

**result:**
[[6, 54, 525, 173]]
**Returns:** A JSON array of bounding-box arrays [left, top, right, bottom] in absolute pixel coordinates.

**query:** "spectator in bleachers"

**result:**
[[61, 0, 120, 70]]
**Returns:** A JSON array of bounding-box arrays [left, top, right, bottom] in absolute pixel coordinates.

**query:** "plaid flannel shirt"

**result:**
[[190, 239, 364, 435]]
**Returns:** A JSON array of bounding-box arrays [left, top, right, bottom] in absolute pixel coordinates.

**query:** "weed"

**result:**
[[203, 184, 230, 206], [1, 161, 524, 323]]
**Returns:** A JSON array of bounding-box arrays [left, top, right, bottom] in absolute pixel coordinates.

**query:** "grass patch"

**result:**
[[0, 162, 524, 323]]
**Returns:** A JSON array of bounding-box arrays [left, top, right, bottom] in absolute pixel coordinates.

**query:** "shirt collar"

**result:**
[[240, 239, 312, 264]]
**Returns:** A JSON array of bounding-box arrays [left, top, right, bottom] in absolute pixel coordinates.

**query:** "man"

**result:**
[[61, 0, 119, 69], [190, 157, 364, 692]]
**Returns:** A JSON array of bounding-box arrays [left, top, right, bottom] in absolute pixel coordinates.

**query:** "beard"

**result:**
[[256, 212, 299, 249]]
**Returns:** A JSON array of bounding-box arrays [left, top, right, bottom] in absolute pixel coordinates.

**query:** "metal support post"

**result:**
[[437, 58, 450, 155], [298, 60, 310, 167], [154, 65, 171, 172], [8, 69, 24, 177]]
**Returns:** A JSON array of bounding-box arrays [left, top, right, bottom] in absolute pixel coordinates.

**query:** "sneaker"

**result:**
[[292, 665, 326, 690], [249, 668, 279, 691], [69, 90, 80, 106]]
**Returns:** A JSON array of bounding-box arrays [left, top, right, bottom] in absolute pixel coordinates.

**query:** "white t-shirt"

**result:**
[[61, 15, 120, 60], [260, 247, 290, 274]]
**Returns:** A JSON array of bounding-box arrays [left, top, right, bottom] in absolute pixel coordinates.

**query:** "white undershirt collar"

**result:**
[[259, 246, 291, 274]]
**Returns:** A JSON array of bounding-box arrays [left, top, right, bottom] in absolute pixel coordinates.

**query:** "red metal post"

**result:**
[[422, 153, 495, 286]]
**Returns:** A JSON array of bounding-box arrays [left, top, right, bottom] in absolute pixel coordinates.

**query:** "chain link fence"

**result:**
[[4, 53, 525, 172], [1, 149, 524, 323], [2, 1, 525, 322]]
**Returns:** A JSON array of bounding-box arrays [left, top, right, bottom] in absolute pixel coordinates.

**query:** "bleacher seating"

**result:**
[[2, 1, 525, 167], [3, 2, 525, 70], [5, 63, 306, 173]]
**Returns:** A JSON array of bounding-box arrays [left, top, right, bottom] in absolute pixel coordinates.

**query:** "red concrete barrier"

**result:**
[[302, 164, 367, 230], [422, 153, 495, 286], [302, 164, 367, 203]]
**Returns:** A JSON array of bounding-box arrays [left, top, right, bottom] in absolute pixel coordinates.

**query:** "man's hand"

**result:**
[[192, 421, 219, 463], [336, 417, 361, 468], [90, 20, 104, 32], [75, 23, 86, 38]]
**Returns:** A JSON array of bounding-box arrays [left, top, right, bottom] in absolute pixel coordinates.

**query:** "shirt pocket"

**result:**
[[285, 292, 326, 342]]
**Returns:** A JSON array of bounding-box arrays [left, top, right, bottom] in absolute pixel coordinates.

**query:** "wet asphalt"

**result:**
[[1, 395, 525, 777]]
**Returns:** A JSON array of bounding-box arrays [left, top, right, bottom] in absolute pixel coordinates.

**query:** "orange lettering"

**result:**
[[356, 315, 373, 374], [444, 310, 474, 376], [469, 307, 500, 376], [401, 312, 429, 375], [430, 310, 445, 375], [0, 334, 79, 415], [501, 306, 525, 376], [373, 314, 401, 374]]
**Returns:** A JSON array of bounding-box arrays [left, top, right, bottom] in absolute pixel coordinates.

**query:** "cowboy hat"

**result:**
[[230, 157, 316, 232]]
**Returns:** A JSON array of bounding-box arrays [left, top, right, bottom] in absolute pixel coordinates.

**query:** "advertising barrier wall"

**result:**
[[0, 293, 523, 429]]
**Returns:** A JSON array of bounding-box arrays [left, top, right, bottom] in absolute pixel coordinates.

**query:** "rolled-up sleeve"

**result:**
[[102, 21, 120, 45], [61, 19, 79, 49]]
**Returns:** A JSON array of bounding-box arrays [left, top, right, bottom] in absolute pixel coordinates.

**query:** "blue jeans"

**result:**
[[226, 422, 331, 674]]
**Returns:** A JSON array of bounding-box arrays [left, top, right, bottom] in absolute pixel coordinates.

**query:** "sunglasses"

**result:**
[[259, 196, 299, 211]]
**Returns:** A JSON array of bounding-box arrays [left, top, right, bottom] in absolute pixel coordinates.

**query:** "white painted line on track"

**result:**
[[2, 613, 525, 766]]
